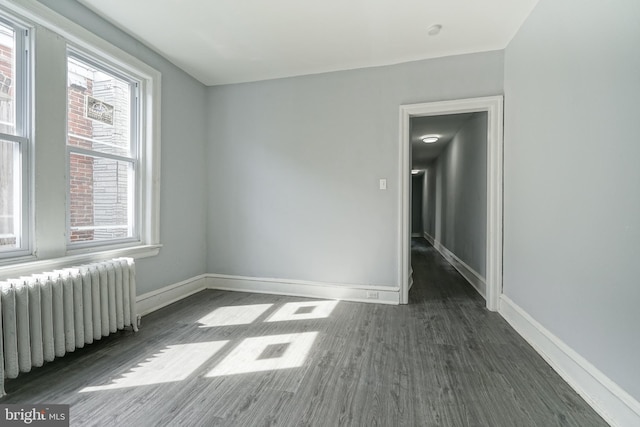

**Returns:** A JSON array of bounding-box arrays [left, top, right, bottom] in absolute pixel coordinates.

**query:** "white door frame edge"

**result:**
[[398, 95, 503, 310]]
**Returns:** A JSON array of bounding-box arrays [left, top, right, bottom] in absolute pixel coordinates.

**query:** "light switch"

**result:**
[[379, 179, 387, 190]]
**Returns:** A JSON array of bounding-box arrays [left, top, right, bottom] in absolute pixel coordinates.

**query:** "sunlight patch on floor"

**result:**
[[79, 300, 335, 391], [206, 332, 318, 377], [197, 304, 274, 327], [79, 341, 229, 392], [266, 301, 338, 322]]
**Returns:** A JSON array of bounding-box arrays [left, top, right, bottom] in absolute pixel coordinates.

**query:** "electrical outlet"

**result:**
[[366, 291, 379, 299]]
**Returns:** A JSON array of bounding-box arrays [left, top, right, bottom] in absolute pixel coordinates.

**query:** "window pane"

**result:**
[[0, 139, 20, 251], [0, 22, 16, 135], [69, 153, 134, 243], [67, 56, 132, 157]]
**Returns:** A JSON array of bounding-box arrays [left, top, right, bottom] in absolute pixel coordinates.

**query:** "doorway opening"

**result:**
[[398, 96, 503, 310]]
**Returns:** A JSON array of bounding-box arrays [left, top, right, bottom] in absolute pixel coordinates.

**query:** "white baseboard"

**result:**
[[423, 232, 435, 246], [423, 232, 486, 299], [206, 274, 400, 305], [136, 273, 400, 316], [499, 296, 640, 427], [136, 274, 207, 316], [134, 273, 640, 426]]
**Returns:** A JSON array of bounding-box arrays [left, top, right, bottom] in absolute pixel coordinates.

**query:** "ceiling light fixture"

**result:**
[[411, 169, 421, 175], [427, 24, 442, 36], [421, 135, 439, 143]]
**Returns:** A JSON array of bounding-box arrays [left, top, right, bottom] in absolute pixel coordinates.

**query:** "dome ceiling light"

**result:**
[[421, 135, 439, 143]]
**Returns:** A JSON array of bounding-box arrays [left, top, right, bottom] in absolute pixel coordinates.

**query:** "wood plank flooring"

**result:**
[[1, 238, 608, 426]]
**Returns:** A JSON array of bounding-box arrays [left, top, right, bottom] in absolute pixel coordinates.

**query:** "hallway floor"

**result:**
[[1, 238, 607, 426]]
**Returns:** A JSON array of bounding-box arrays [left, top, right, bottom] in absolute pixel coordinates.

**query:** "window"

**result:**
[[0, 16, 29, 258], [67, 52, 139, 247], [0, 0, 160, 272]]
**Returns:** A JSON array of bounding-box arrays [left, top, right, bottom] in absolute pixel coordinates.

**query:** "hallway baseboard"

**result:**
[[499, 295, 640, 427], [423, 233, 436, 246], [422, 232, 486, 299]]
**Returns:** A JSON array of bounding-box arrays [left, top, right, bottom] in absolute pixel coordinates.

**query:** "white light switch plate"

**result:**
[[379, 179, 387, 190]]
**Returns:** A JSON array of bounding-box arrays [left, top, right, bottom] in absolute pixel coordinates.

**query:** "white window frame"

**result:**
[[65, 48, 141, 249], [0, 13, 31, 260], [0, 0, 161, 277]]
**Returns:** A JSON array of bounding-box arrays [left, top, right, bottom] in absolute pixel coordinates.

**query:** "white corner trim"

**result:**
[[424, 232, 486, 299], [499, 295, 640, 427], [136, 274, 207, 316], [207, 274, 400, 305]]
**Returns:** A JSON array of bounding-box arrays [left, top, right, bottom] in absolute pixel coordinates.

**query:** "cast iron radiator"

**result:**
[[0, 257, 138, 396]]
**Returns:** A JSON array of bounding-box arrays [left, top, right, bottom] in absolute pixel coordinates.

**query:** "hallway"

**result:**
[[406, 237, 606, 425]]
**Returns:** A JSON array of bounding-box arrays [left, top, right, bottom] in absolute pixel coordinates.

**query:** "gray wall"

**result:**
[[37, 0, 209, 295], [504, 0, 640, 401], [411, 175, 423, 235], [207, 52, 503, 286], [422, 113, 487, 277], [422, 166, 437, 238]]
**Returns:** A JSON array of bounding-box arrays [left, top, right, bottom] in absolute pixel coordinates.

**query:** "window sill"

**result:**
[[0, 244, 162, 281]]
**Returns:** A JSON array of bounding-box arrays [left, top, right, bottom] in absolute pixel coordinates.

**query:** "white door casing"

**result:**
[[398, 96, 503, 310]]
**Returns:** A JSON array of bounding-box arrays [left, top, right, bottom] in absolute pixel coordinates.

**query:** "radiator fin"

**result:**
[[0, 257, 137, 397]]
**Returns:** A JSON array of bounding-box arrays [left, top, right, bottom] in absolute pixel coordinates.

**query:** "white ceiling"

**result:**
[[77, 0, 539, 86], [411, 113, 482, 169]]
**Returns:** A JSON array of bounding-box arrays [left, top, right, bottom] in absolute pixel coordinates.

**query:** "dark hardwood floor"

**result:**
[[1, 238, 607, 426]]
